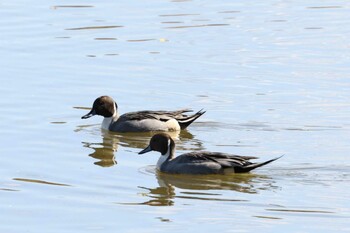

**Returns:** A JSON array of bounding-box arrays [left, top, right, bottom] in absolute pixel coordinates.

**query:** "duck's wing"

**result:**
[[119, 109, 205, 125], [175, 152, 257, 166], [174, 152, 281, 173]]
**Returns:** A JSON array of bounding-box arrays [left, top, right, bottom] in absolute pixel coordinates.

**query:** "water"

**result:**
[[1, 0, 350, 232]]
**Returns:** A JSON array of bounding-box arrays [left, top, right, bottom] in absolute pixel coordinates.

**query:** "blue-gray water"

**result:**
[[1, 0, 349, 232]]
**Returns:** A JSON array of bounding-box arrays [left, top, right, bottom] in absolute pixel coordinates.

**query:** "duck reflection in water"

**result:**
[[76, 124, 203, 167], [136, 171, 279, 206], [81, 131, 117, 167]]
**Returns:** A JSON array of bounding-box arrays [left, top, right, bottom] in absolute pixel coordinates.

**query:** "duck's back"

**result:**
[[160, 152, 282, 174], [109, 111, 181, 132], [160, 152, 256, 174]]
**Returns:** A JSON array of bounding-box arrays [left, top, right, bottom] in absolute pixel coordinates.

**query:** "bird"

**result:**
[[81, 96, 205, 132], [139, 133, 282, 175]]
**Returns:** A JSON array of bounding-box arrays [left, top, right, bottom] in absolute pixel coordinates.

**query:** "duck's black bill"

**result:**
[[81, 109, 96, 119], [139, 145, 152, 154]]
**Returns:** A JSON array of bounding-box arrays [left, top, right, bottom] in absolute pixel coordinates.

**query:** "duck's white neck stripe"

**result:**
[[101, 102, 118, 130], [156, 139, 171, 170], [112, 102, 118, 117]]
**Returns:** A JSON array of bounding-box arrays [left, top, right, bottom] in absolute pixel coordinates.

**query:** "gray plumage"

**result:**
[[81, 96, 205, 132], [139, 133, 282, 175]]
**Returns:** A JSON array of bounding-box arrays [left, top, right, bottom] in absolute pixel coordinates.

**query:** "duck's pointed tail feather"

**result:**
[[235, 155, 284, 173], [178, 109, 206, 129]]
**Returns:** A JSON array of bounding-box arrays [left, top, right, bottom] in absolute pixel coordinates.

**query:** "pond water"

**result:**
[[1, 0, 350, 232]]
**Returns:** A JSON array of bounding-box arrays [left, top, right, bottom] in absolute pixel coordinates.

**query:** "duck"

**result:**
[[139, 133, 282, 174], [81, 96, 205, 132]]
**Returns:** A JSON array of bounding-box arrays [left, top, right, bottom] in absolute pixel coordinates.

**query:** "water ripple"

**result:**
[[13, 178, 71, 187], [52, 5, 94, 9], [165, 24, 230, 29], [65, 25, 123, 30], [266, 208, 334, 214]]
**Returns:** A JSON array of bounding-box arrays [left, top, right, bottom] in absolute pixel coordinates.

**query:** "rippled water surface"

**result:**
[[1, 0, 350, 232]]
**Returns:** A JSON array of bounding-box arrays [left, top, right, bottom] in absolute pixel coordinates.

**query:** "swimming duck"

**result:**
[[139, 133, 282, 174], [81, 96, 205, 132]]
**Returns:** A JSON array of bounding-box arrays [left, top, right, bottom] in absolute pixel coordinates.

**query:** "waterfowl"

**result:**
[[81, 96, 205, 132], [139, 133, 282, 175]]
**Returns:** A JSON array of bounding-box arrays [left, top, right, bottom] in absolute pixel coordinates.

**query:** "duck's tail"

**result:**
[[178, 109, 206, 129], [235, 155, 283, 173]]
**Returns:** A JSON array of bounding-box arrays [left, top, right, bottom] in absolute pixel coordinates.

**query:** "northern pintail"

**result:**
[[81, 96, 205, 132], [139, 133, 282, 174]]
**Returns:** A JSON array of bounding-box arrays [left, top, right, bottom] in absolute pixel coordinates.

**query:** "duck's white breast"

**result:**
[[102, 117, 113, 130], [165, 119, 181, 131], [156, 155, 168, 170]]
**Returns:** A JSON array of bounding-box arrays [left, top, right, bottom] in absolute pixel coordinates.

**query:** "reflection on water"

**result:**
[[52, 5, 94, 9], [156, 172, 276, 193], [76, 124, 204, 167], [127, 39, 157, 42], [307, 6, 342, 9], [159, 13, 200, 17], [81, 138, 117, 167], [0, 188, 19, 192], [13, 178, 71, 187], [266, 208, 334, 214], [165, 23, 230, 29], [125, 170, 278, 206], [136, 186, 176, 206], [65, 25, 123, 31], [94, 38, 117, 41]]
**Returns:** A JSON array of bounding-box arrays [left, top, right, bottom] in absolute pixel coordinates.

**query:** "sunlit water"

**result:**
[[1, 0, 350, 232]]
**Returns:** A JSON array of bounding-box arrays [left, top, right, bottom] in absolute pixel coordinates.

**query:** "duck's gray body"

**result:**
[[139, 133, 282, 175], [108, 109, 199, 132], [82, 96, 205, 133], [159, 152, 261, 174]]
